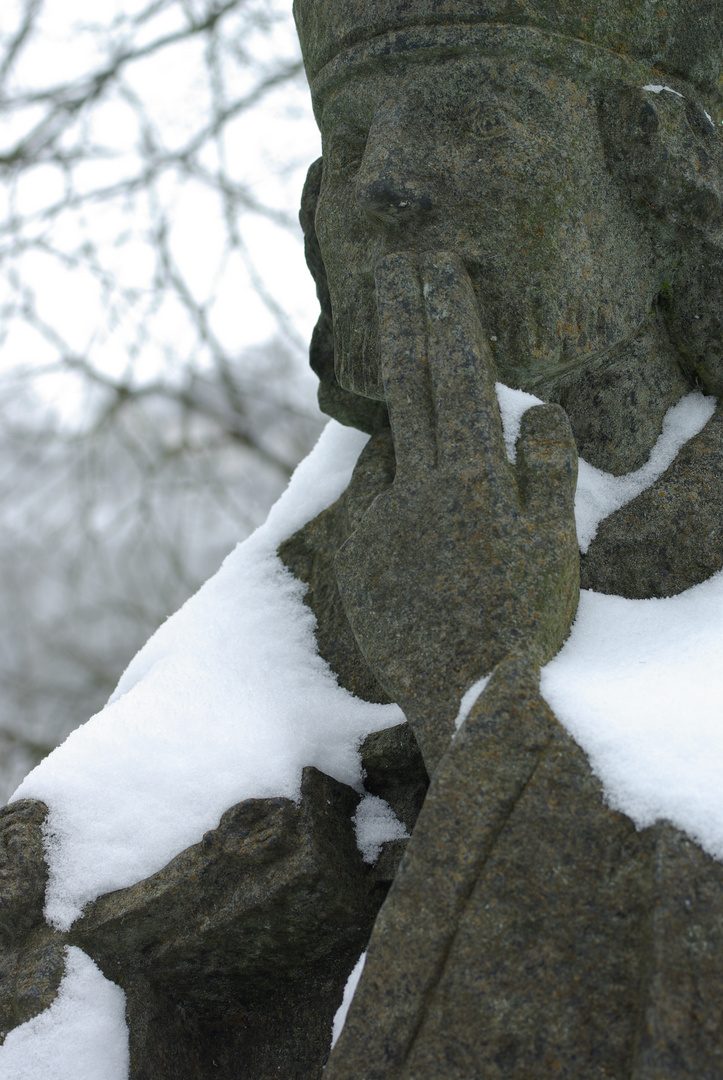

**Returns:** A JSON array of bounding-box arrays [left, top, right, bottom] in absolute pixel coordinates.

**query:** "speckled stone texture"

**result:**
[[334, 251, 580, 771], [291, 0, 723, 1074], [294, 0, 723, 99], [0, 770, 415, 1080], [278, 427, 397, 706], [324, 657, 723, 1080], [69, 766, 398, 1080], [582, 401, 723, 596], [0, 801, 66, 1042]]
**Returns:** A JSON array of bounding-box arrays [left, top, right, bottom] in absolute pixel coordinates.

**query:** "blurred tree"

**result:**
[[0, 0, 323, 799]]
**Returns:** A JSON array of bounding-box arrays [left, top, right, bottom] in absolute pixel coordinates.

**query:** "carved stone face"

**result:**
[[315, 54, 656, 400]]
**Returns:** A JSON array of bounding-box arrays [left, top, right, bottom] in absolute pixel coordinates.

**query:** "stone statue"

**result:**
[[3, 1, 723, 1077]]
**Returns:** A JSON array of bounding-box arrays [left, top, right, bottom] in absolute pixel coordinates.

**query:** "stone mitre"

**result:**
[[294, 0, 723, 109]]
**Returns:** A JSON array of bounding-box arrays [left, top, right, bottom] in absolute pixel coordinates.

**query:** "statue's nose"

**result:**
[[356, 171, 435, 222], [355, 104, 435, 223]]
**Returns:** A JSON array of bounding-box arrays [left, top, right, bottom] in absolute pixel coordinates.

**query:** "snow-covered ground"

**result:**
[[5, 387, 723, 1077]]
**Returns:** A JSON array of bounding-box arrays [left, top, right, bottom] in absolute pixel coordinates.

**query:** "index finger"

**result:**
[[375, 251, 437, 477], [420, 251, 510, 482]]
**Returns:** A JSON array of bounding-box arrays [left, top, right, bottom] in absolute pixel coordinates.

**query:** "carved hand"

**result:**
[[335, 252, 579, 773]]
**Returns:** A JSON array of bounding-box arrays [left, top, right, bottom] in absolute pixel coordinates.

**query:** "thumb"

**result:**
[[516, 404, 577, 524]]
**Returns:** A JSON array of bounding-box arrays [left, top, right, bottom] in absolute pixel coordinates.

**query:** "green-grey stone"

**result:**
[[0, 800, 66, 1042], [325, 655, 723, 1079], [294, 0, 723, 106], [69, 767, 383, 1080], [582, 403, 723, 596]]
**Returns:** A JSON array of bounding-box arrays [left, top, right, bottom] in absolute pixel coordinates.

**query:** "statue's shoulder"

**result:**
[[583, 398, 723, 596]]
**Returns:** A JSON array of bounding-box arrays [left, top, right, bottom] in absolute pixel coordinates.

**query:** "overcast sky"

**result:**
[[0, 0, 322, 421]]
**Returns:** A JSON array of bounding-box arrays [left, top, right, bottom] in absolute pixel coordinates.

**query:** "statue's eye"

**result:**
[[467, 110, 509, 141], [325, 129, 367, 179]]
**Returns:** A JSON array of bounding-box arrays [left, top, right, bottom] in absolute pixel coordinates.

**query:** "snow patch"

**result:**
[[494, 382, 543, 463], [495, 386, 714, 553], [575, 391, 715, 551], [454, 673, 492, 731], [353, 795, 409, 864], [13, 422, 405, 930], [330, 952, 366, 1050], [0, 947, 128, 1080], [643, 84, 683, 98], [541, 569, 723, 860]]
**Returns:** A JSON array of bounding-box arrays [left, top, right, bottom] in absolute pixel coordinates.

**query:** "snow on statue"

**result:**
[[3, 0, 723, 1076]]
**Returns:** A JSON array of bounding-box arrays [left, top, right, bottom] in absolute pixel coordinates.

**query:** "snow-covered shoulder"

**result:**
[[495, 385, 723, 862], [495, 385, 716, 552], [541, 569, 723, 861], [12, 421, 404, 931], [575, 391, 716, 552], [11, 390, 722, 930]]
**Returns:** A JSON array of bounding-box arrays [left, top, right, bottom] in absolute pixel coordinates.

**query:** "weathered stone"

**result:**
[[325, 655, 723, 1079], [597, 80, 723, 398], [117, 964, 365, 1080], [294, 0, 723, 104], [73, 768, 372, 992], [547, 313, 691, 475], [278, 428, 396, 705], [0, 743, 422, 1077], [296, 0, 723, 478], [333, 252, 579, 772], [370, 837, 409, 889], [634, 825, 723, 1077], [325, 656, 558, 1080], [0, 800, 66, 1041], [68, 767, 383, 1079], [0, 933, 66, 1045], [309, 48, 664, 425], [359, 724, 429, 836], [0, 800, 50, 941], [300, 157, 390, 434], [582, 402, 723, 596]]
